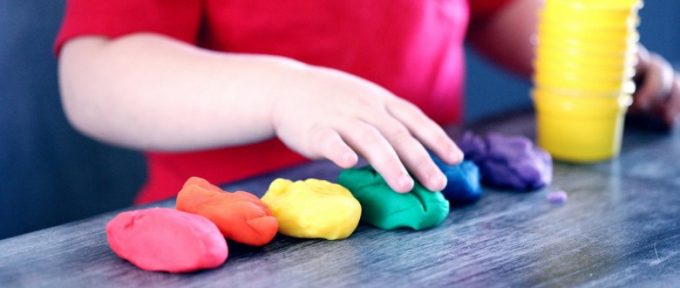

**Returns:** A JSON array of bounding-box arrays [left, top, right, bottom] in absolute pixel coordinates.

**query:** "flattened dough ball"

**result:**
[[262, 178, 362, 240], [337, 166, 450, 230], [460, 132, 552, 191], [432, 156, 483, 205], [176, 177, 278, 246], [106, 208, 228, 273]]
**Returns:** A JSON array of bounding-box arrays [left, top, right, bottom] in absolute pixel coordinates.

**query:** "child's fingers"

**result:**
[[633, 54, 674, 113], [387, 98, 463, 164], [311, 127, 358, 168], [339, 121, 414, 193], [364, 114, 447, 191], [663, 77, 680, 127]]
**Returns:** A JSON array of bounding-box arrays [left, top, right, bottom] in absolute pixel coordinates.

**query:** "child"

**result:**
[[56, 0, 680, 204]]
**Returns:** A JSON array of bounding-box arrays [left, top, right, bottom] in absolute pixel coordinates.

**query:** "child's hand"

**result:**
[[59, 35, 462, 193], [271, 66, 464, 193], [630, 46, 680, 129]]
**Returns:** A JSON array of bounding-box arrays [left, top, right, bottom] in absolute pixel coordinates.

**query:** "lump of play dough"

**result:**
[[176, 177, 278, 246], [459, 132, 552, 191], [106, 208, 228, 273], [431, 156, 483, 205], [337, 166, 450, 230], [261, 178, 361, 240], [547, 190, 568, 204]]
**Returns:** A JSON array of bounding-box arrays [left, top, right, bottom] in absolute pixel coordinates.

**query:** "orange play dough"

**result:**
[[176, 177, 278, 246]]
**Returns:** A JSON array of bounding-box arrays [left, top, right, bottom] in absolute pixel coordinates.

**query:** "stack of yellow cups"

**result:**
[[532, 0, 643, 162]]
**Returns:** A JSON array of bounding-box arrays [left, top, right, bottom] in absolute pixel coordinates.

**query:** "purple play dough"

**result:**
[[459, 132, 552, 191], [547, 191, 568, 204]]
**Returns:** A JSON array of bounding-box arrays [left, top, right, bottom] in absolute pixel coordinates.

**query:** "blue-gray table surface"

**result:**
[[1, 111, 679, 288]]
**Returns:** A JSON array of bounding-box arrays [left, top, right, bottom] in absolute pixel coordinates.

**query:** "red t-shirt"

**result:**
[[56, 0, 510, 204]]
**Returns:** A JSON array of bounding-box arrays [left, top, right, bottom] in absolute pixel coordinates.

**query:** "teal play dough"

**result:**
[[337, 166, 450, 230]]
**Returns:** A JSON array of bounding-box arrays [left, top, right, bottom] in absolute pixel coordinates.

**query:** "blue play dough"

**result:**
[[432, 156, 483, 205]]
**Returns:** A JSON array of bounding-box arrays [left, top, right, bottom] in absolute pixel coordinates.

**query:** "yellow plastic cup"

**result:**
[[535, 55, 636, 72], [534, 64, 636, 80], [543, 0, 642, 12], [534, 74, 634, 94], [538, 24, 638, 36], [534, 52, 637, 77], [533, 80, 637, 97], [532, 89, 633, 162], [536, 42, 637, 60], [538, 28, 638, 44], [540, 14, 637, 30], [537, 39, 635, 53], [536, 40, 636, 57], [535, 54, 637, 68], [539, 24, 638, 36], [535, 62, 637, 77], [537, 38, 636, 52], [534, 49, 638, 70], [535, 47, 637, 65], [534, 71, 627, 90], [542, 6, 639, 20]]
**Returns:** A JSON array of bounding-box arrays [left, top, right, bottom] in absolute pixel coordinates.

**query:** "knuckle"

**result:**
[[418, 126, 447, 144], [413, 149, 436, 169], [376, 157, 403, 176], [405, 103, 425, 117], [434, 134, 453, 148], [387, 126, 412, 141], [309, 127, 337, 153], [391, 98, 423, 115], [309, 127, 329, 144], [357, 126, 382, 144]]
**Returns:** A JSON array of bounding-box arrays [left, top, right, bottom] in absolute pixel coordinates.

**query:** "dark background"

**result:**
[[1, 1, 678, 240]]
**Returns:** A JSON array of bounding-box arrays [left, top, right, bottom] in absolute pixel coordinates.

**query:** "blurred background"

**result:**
[[0, 1, 678, 240]]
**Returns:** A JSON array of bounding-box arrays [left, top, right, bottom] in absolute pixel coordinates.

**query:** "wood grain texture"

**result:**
[[1, 111, 679, 288]]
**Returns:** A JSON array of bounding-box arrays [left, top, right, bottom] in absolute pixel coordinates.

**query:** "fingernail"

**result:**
[[342, 152, 356, 166], [398, 175, 414, 192], [430, 173, 447, 191], [450, 149, 464, 163]]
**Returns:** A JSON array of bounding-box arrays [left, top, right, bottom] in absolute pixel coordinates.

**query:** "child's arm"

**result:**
[[468, 0, 680, 128], [60, 34, 462, 193], [466, 0, 539, 77]]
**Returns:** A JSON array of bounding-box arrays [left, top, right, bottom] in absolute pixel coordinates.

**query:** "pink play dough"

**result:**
[[106, 208, 228, 273]]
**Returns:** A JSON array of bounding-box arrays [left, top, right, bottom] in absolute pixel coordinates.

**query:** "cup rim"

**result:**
[[536, 44, 636, 55], [532, 88, 634, 102], [532, 81, 637, 95], [542, 0, 643, 11], [535, 74, 629, 85], [539, 27, 637, 36], [540, 11, 638, 22], [535, 55, 637, 66], [534, 64, 636, 77]]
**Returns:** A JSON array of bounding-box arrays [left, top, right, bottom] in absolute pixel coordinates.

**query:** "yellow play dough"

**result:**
[[261, 178, 361, 240]]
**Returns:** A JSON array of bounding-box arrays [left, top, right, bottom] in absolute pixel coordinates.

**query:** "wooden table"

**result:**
[[1, 111, 679, 287]]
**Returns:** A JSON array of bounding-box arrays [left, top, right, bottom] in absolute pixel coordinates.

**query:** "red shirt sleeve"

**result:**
[[469, 0, 513, 27], [55, 0, 203, 54]]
